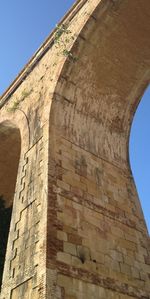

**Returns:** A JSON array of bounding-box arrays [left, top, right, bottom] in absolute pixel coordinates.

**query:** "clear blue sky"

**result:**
[[130, 87, 150, 234], [0, 1, 149, 233]]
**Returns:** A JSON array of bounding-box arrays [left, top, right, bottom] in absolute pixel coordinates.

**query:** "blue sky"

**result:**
[[0, 1, 149, 232], [130, 87, 150, 233]]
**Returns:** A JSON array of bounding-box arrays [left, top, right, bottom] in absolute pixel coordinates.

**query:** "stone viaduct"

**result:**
[[0, 0, 150, 298]]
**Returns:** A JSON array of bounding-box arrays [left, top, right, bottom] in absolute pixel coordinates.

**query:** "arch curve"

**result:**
[[0, 108, 30, 152], [47, 1, 150, 297], [129, 85, 150, 233], [50, 0, 150, 170], [0, 120, 21, 207]]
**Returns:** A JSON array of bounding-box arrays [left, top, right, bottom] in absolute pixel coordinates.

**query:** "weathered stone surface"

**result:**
[[0, 0, 150, 298]]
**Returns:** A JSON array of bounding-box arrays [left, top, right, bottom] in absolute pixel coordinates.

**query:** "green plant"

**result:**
[[7, 88, 33, 113], [7, 100, 20, 112], [21, 89, 32, 99], [53, 23, 78, 62], [54, 24, 71, 42]]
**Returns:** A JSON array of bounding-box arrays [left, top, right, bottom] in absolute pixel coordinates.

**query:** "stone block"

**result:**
[[64, 242, 77, 256]]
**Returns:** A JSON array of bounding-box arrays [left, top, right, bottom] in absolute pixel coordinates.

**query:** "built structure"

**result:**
[[0, 0, 150, 298]]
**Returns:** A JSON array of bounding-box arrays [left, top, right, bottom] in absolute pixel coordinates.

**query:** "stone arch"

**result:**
[[0, 109, 30, 152], [50, 0, 150, 170], [47, 1, 150, 297], [0, 0, 149, 297], [0, 120, 21, 289], [0, 120, 21, 206]]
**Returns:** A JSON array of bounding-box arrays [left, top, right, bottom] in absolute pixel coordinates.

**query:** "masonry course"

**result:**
[[0, 0, 150, 298]]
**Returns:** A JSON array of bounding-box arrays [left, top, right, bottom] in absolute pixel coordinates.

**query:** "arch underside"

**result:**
[[47, 1, 150, 297], [0, 121, 21, 207], [51, 0, 150, 170]]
